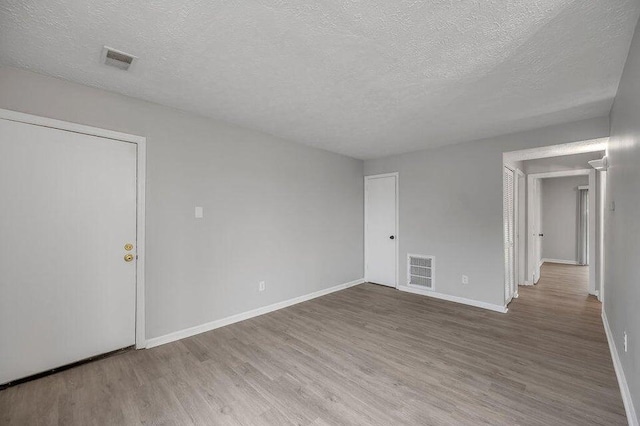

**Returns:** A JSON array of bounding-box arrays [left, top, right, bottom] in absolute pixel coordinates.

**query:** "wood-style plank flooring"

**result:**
[[0, 263, 626, 425]]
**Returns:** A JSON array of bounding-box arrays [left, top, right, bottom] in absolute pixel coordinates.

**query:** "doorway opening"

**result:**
[[502, 138, 608, 306]]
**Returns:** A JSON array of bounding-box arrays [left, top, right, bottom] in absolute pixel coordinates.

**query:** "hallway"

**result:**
[[508, 262, 624, 423]]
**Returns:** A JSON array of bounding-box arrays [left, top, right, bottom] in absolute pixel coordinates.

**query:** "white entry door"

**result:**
[[0, 118, 137, 384], [365, 174, 397, 287]]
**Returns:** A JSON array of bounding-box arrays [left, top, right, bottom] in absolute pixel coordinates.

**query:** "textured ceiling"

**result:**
[[1, 1, 639, 159]]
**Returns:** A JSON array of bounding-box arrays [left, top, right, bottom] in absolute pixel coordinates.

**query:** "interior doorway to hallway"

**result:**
[[502, 138, 608, 306]]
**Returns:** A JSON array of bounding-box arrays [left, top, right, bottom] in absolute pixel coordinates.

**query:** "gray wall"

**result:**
[[0, 66, 364, 340], [607, 16, 640, 420], [540, 176, 588, 262], [364, 117, 609, 307]]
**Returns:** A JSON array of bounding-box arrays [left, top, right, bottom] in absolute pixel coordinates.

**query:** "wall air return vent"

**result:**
[[101, 46, 136, 71], [408, 254, 434, 290]]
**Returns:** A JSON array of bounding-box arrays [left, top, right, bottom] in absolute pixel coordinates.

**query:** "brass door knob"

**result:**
[[124, 254, 134, 262], [124, 243, 134, 251]]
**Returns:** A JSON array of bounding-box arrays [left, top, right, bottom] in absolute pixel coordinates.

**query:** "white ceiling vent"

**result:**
[[408, 254, 434, 290], [101, 46, 136, 71]]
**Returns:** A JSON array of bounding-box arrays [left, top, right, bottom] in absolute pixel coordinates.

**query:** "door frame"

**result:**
[[597, 170, 607, 303], [364, 172, 399, 288], [0, 108, 147, 349], [515, 168, 525, 292], [526, 169, 596, 294]]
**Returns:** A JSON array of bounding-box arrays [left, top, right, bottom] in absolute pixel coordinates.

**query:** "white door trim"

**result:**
[[364, 172, 399, 288], [0, 108, 147, 349], [526, 168, 596, 295], [515, 168, 525, 292]]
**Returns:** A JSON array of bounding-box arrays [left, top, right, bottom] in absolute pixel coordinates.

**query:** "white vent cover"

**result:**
[[101, 46, 136, 71], [408, 254, 434, 290]]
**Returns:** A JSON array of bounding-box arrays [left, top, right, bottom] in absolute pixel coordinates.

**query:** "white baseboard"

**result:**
[[541, 258, 580, 265], [145, 278, 365, 349], [522, 280, 533, 286], [396, 285, 508, 313], [602, 310, 638, 426]]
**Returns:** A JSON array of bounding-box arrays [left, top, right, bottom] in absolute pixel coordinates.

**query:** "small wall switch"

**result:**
[[610, 201, 615, 212], [624, 331, 628, 353], [195, 206, 204, 218], [462, 275, 469, 285], [259, 281, 266, 292]]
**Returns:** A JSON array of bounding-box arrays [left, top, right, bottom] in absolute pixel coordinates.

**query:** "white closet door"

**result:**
[[503, 167, 515, 304], [365, 174, 397, 287], [0, 118, 137, 384]]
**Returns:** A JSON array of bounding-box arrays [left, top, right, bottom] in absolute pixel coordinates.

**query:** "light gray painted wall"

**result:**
[[540, 176, 588, 262], [364, 117, 609, 307], [0, 66, 364, 340], [607, 16, 640, 420]]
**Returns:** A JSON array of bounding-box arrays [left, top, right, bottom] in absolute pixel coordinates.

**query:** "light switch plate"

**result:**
[[195, 206, 203, 218]]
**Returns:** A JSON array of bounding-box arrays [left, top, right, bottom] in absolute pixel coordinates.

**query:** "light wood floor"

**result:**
[[0, 263, 625, 425]]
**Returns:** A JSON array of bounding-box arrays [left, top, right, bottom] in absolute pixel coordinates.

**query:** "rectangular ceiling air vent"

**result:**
[[101, 46, 136, 71], [408, 254, 434, 290]]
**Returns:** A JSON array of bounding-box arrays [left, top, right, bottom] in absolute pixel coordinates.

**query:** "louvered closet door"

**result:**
[[503, 167, 515, 304]]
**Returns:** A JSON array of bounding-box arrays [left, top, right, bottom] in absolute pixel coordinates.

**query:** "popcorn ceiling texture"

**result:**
[[1, 0, 639, 159]]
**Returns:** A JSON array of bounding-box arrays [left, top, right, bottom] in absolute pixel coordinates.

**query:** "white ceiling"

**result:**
[[1, 1, 639, 159]]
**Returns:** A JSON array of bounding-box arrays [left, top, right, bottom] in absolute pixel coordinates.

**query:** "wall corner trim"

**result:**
[[602, 309, 639, 426], [396, 285, 508, 313], [145, 278, 365, 349]]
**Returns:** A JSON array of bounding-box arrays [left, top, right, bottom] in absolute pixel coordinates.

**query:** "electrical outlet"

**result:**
[[259, 281, 266, 292], [624, 331, 628, 353], [462, 275, 469, 285]]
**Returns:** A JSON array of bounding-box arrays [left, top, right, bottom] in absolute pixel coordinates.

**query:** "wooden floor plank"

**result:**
[[0, 263, 626, 425]]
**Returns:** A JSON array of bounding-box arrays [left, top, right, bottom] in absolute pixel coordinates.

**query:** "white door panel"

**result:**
[[365, 175, 397, 287], [0, 119, 137, 384], [534, 179, 542, 283]]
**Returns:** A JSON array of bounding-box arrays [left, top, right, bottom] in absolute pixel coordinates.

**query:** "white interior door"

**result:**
[[503, 167, 515, 304], [533, 178, 543, 283], [365, 174, 397, 287], [0, 118, 137, 384]]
